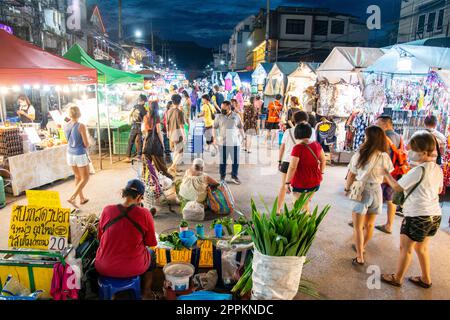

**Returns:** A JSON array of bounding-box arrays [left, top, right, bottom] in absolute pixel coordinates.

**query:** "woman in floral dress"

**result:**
[[243, 99, 259, 153]]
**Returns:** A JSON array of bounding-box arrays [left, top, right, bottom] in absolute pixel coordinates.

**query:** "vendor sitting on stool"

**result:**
[[16, 95, 35, 123], [95, 179, 158, 300]]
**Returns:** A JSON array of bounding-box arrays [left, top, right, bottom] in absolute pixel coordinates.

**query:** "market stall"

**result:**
[[364, 44, 450, 188], [315, 47, 384, 157], [0, 30, 97, 195], [64, 44, 144, 164], [285, 62, 320, 113], [251, 62, 273, 94], [263, 62, 298, 106]]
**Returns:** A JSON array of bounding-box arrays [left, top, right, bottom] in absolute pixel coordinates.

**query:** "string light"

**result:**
[[0, 87, 8, 94], [24, 84, 31, 90], [33, 84, 41, 90], [12, 85, 20, 92], [43, 85, 51, 92]]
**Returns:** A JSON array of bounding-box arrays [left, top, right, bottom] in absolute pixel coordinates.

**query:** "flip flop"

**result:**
[[381, 274, 402, 287], [409, 276, 432, 289], [80, 199, 90, 205], [352, 257, 365, 266], [67, 199, 79, 209], [375, 225, 392, 234]]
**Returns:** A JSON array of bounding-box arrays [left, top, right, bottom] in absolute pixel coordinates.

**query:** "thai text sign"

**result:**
[[8, 205, 70, 250], [26, 190, 61, 208]]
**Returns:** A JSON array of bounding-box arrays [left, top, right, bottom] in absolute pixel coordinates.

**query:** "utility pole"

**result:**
[[264, 0, 270, 62], [150, 18, 154, 53], [118, 0, 123, 41]]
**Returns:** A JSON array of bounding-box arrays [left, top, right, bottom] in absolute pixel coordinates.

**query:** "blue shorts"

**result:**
[[292, 186, 320, 193]]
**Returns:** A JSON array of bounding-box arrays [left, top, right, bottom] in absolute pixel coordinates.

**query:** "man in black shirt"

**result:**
[[125, 94, 148, 163]]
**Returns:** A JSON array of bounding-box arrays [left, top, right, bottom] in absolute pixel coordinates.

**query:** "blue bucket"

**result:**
[[179, 230, 197, 248]]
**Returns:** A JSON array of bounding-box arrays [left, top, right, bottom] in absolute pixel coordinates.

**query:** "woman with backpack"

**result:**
[[285, 123, 326, 213], [345, 126, 394, 266], [380, 131, 443, 289]]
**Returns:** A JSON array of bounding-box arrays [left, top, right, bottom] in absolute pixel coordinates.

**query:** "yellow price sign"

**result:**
[[8, 205, 70, 250], [26, 190, 61, 208]]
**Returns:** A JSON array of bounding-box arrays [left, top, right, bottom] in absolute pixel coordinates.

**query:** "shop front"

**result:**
[[285, 62, 320, 113]]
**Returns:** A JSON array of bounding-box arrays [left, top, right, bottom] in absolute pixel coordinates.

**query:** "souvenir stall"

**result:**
[[64, 44, 144, 164], [364, 45, 450, 188], [285, 62, 320, 113], [0, 30, 98, 196], [263, 62, 298, 106], [236, 71, 252, 100], [251, 63, 273, 94], [316, 47, 384, 160]]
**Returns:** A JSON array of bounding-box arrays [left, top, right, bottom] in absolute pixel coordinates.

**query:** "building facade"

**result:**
[[247, 6, 369, 69], [0, 0, 68, 54], [397, 0, 450, 43], [228, 16, 255, 70], [212, 43, 229, 71]]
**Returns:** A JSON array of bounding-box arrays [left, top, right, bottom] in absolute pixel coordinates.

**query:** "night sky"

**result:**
[[89, 0, 401, 48]]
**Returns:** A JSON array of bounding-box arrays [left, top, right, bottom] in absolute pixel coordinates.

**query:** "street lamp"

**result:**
[[220, 60, 225, 65], [135, 30, 143, 38], [247, 39, 253, 47]]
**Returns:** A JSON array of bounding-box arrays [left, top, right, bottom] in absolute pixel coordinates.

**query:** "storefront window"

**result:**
[[314, 20, 328, 36], [286, 19, 305, 35]]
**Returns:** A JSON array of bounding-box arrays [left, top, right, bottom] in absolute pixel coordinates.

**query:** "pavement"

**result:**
[[1, 135, 449, 300]]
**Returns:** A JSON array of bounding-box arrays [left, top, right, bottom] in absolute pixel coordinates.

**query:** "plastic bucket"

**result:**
[[163, 262, 195, 291], [179, 230, 197, 248], [214, 224, 223, 238]]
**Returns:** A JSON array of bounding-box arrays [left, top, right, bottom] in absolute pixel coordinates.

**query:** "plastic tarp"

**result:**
[[64, 44, 143, 85], [264, 62, 298, 96], [317, 47, 384, 83], [251, 63, 273, 85], [236, 71, 252, 84], [0, 30, 97, 85], [365, 45, 450, 76]]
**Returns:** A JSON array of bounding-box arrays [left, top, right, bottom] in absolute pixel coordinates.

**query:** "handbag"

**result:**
[[348, 153, 381, 202], [393, 166, 425, 206], [206, 182, 235, 215], [143, 119, 164, 157]]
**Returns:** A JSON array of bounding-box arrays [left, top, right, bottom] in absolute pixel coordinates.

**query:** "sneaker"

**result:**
[[231, 176, 241, 185]]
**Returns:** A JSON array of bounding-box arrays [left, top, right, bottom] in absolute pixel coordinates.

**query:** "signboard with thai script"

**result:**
[[8, 205, 70, 250], [26, 190, 61, 208]]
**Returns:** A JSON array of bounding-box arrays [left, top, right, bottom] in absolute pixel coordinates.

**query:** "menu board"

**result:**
[[8, 205, 70, 250]]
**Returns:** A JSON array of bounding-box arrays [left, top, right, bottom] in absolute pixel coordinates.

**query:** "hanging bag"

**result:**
[[348, 153, 381, 202]]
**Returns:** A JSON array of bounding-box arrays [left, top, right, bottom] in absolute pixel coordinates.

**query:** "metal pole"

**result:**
[[104, 84, 113, 165], [0, 94, 5, 123], [57, 91, 61, 111], [151, 18, 154, 53], [265, 0, 270, 62], [95, 84, 103, 170], [118, 0, 123, 41]]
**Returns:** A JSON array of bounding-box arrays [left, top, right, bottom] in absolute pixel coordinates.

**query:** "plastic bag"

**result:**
[[193, 270, 218, 291], [1, 275, 31, 296], [182, 201, 205, 221], [251, 249, 305, 300]]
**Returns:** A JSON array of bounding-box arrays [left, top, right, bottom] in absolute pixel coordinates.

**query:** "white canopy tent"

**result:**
[[365, 45, 450, 77], [264, 62, 299, 97], [286, 62, 320, 112], [317, 47, 385, 84]]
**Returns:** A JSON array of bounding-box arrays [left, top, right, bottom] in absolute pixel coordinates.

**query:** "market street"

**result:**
[[1, 140, 449, 300]]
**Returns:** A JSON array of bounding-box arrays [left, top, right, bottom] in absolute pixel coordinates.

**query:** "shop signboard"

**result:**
[[8, 205, 70, 250], [26, 190, 61, 208]]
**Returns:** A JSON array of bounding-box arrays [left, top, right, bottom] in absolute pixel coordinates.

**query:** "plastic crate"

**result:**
[[113, 130, 130, 145]]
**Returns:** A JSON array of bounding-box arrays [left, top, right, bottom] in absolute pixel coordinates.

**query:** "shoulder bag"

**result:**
[[348, 153, 381, 202], [143, 118, 164, 157], [393, 166, 425, 206]]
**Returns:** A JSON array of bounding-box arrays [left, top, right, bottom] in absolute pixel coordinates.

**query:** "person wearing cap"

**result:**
[[95, 179, 158, 300], [125, 94, 148, 163], [178, 158, 219, 207]]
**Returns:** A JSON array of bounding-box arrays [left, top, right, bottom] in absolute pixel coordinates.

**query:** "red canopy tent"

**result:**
[[0, 30, 97, 85]]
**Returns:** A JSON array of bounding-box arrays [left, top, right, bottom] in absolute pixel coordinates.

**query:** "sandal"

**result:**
[[352, 257, 365, 266], [381, 274, 402, 287], [409, 276, 432, 289], [375, 225, 392, 234], [348, 221, 354, 228], [80, 199, 89, 205], [67, 199, 79, 209]]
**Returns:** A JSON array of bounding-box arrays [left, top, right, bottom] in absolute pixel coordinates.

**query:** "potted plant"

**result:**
[[195, 224, 205, 237], [179, 220, 189, 232], [210, 219, 223, 238], [232, 194, 330, 300]]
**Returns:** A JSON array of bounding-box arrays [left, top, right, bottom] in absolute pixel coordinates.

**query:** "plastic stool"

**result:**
[[98, 276, 141, 300]]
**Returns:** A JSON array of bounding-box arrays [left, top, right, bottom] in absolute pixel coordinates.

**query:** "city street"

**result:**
[[1, 139, 449, 300]]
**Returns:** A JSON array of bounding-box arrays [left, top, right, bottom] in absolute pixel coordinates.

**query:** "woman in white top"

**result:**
[[179, 158, 219, 204], [381, 131, 443, 289], [345, 126, 394, 266]]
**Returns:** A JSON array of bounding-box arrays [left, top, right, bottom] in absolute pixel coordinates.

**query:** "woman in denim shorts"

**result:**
[[345, 126, 394, 266]]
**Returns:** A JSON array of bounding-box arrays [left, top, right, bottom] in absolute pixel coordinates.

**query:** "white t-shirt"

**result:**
[[398, 162, 443, 217], [281, 128, 300, 163], [348, 151, 393, 184], [281, 127, 316, 162]]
